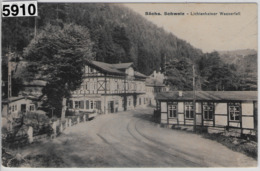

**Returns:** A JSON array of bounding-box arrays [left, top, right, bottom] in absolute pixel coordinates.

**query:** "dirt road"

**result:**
[[18, 108, 257, 167]]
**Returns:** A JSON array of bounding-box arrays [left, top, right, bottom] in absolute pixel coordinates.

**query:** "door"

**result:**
[[21, 104, 26, 113], [108, 101, 114, 113]]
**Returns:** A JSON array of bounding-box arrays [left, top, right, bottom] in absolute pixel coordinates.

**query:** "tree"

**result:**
[[164, 58, 194, 90], [197, 52, 241, 91], [23, 23, 94, 117]]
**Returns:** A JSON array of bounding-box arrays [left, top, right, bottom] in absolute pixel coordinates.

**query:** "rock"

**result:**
[[15, 153, 23, 161]]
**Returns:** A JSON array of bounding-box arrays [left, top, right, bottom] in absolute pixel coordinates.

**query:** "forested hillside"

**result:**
[[2, 3, 202, 75], [218, 50, 257, 91], [2, 3, 257, 94]]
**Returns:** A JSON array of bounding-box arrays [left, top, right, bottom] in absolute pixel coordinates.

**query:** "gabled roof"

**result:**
[[87, 61, 126, 76], [156, 91, 257, 101], [112, 62, 133, 70], [2, 95, 38, 104], [2, 96, 25, 104], [86, 60, 147, 79]]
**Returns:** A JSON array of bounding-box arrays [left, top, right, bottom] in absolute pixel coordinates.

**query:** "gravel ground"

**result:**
[[5, 108, 257, 167]]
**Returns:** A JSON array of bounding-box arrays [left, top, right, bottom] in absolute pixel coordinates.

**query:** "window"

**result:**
[[168, 102, 178, 118], [67, 100, 73, 109], [203, 102, 214, 120], [75, 101, 79, 109], [79, 101, 84, 109], [229, 103, 240, 121], [12, 105, 14, 112], [185, 102, 194, 119], [96, 101, 101, 110], [30, 105, 35, 111], [144, 97, 146, 104], [139, 98, 141, 105], [90, 100, 94, 109], [15, 105, 17, 111], [86, 100, 89, 109]]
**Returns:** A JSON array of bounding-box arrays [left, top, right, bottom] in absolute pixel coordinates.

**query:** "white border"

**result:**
[[0, 0, 259, 171]]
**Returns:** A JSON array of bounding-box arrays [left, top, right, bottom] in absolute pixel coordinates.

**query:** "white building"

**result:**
[[68, 60, 147, 114]]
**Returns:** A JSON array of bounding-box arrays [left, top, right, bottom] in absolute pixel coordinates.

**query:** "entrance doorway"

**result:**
[[108, 101, 114, 113], [21, 104, 26, 113]]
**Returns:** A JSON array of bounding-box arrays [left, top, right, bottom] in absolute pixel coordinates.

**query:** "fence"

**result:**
[[2, 112, 92, 148]]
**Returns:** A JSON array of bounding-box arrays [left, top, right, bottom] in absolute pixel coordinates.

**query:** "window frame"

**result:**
[[185, 102, 194, 119], [228, 102, 241, 121], [75, 101, 80, 109], [168, 102, 178, 118], [202, 102, 214, 120]]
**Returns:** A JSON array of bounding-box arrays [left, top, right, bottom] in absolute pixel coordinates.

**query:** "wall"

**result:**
[[5, 98, 36, 118], [159, 100, 256, 135]]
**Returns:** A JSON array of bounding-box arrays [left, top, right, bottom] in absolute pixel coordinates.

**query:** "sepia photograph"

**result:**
[[1, 0, 258, 168]]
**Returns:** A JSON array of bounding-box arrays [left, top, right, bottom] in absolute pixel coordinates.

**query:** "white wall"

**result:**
[[242, 102, 254, 115], [242, 102, 254, 129], [178, 102, 184, 113], [215, 103, 227, 114], [161, 102, 167, 113]]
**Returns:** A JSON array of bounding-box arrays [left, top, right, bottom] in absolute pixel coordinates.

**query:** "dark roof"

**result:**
[[87, 61, 147, 78], [156, 91, 257, 101], [146, 78, 165, 87], [2, 96, 25, 104], [88, 61, 126, 75], [2, 95, 40, 104], [112, 63, 133, 69]]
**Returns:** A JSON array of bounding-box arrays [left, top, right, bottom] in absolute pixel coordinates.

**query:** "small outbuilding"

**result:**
[[155, 91, 257, 136]]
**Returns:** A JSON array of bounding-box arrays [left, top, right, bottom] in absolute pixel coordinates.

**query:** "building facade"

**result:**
[[145, 70, 169, 106], [67, 60, 147, 114], [2, 96, 37, 131], [155, 91, 257, 136]]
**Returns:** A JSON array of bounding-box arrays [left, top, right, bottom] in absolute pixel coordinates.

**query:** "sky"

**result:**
[[124, 3, 257, 53]]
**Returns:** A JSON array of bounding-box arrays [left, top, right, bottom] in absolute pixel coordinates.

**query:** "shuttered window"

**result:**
[[86, 100, 89, 109], [80, 101, 84, 109], [96, 101, 101, 110]]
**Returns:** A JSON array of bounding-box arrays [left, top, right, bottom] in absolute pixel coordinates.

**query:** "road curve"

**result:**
[[20, 108, 257, 167], [62, 108, 256, 167]]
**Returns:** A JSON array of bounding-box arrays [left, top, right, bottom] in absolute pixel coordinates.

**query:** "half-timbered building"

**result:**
[[155, 91, 257, 136], [67, 60, 147, 114]]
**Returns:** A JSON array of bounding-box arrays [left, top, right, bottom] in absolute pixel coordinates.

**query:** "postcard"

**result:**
[[1, 0, 258, 169]]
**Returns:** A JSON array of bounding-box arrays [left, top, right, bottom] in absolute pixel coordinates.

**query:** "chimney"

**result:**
[[179, 91, 183, 97]]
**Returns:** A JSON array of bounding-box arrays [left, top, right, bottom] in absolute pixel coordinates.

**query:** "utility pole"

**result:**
[[193, 64, 197, 131], [8, 53, 12, 98], [164, 55, 167, 74]]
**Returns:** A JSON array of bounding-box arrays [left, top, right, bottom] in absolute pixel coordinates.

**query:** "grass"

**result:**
[[168, 125, 258, 160], [200, 132, 257, 160]]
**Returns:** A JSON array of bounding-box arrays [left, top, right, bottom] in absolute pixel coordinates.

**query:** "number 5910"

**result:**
[[2, 1, 38, 17]]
